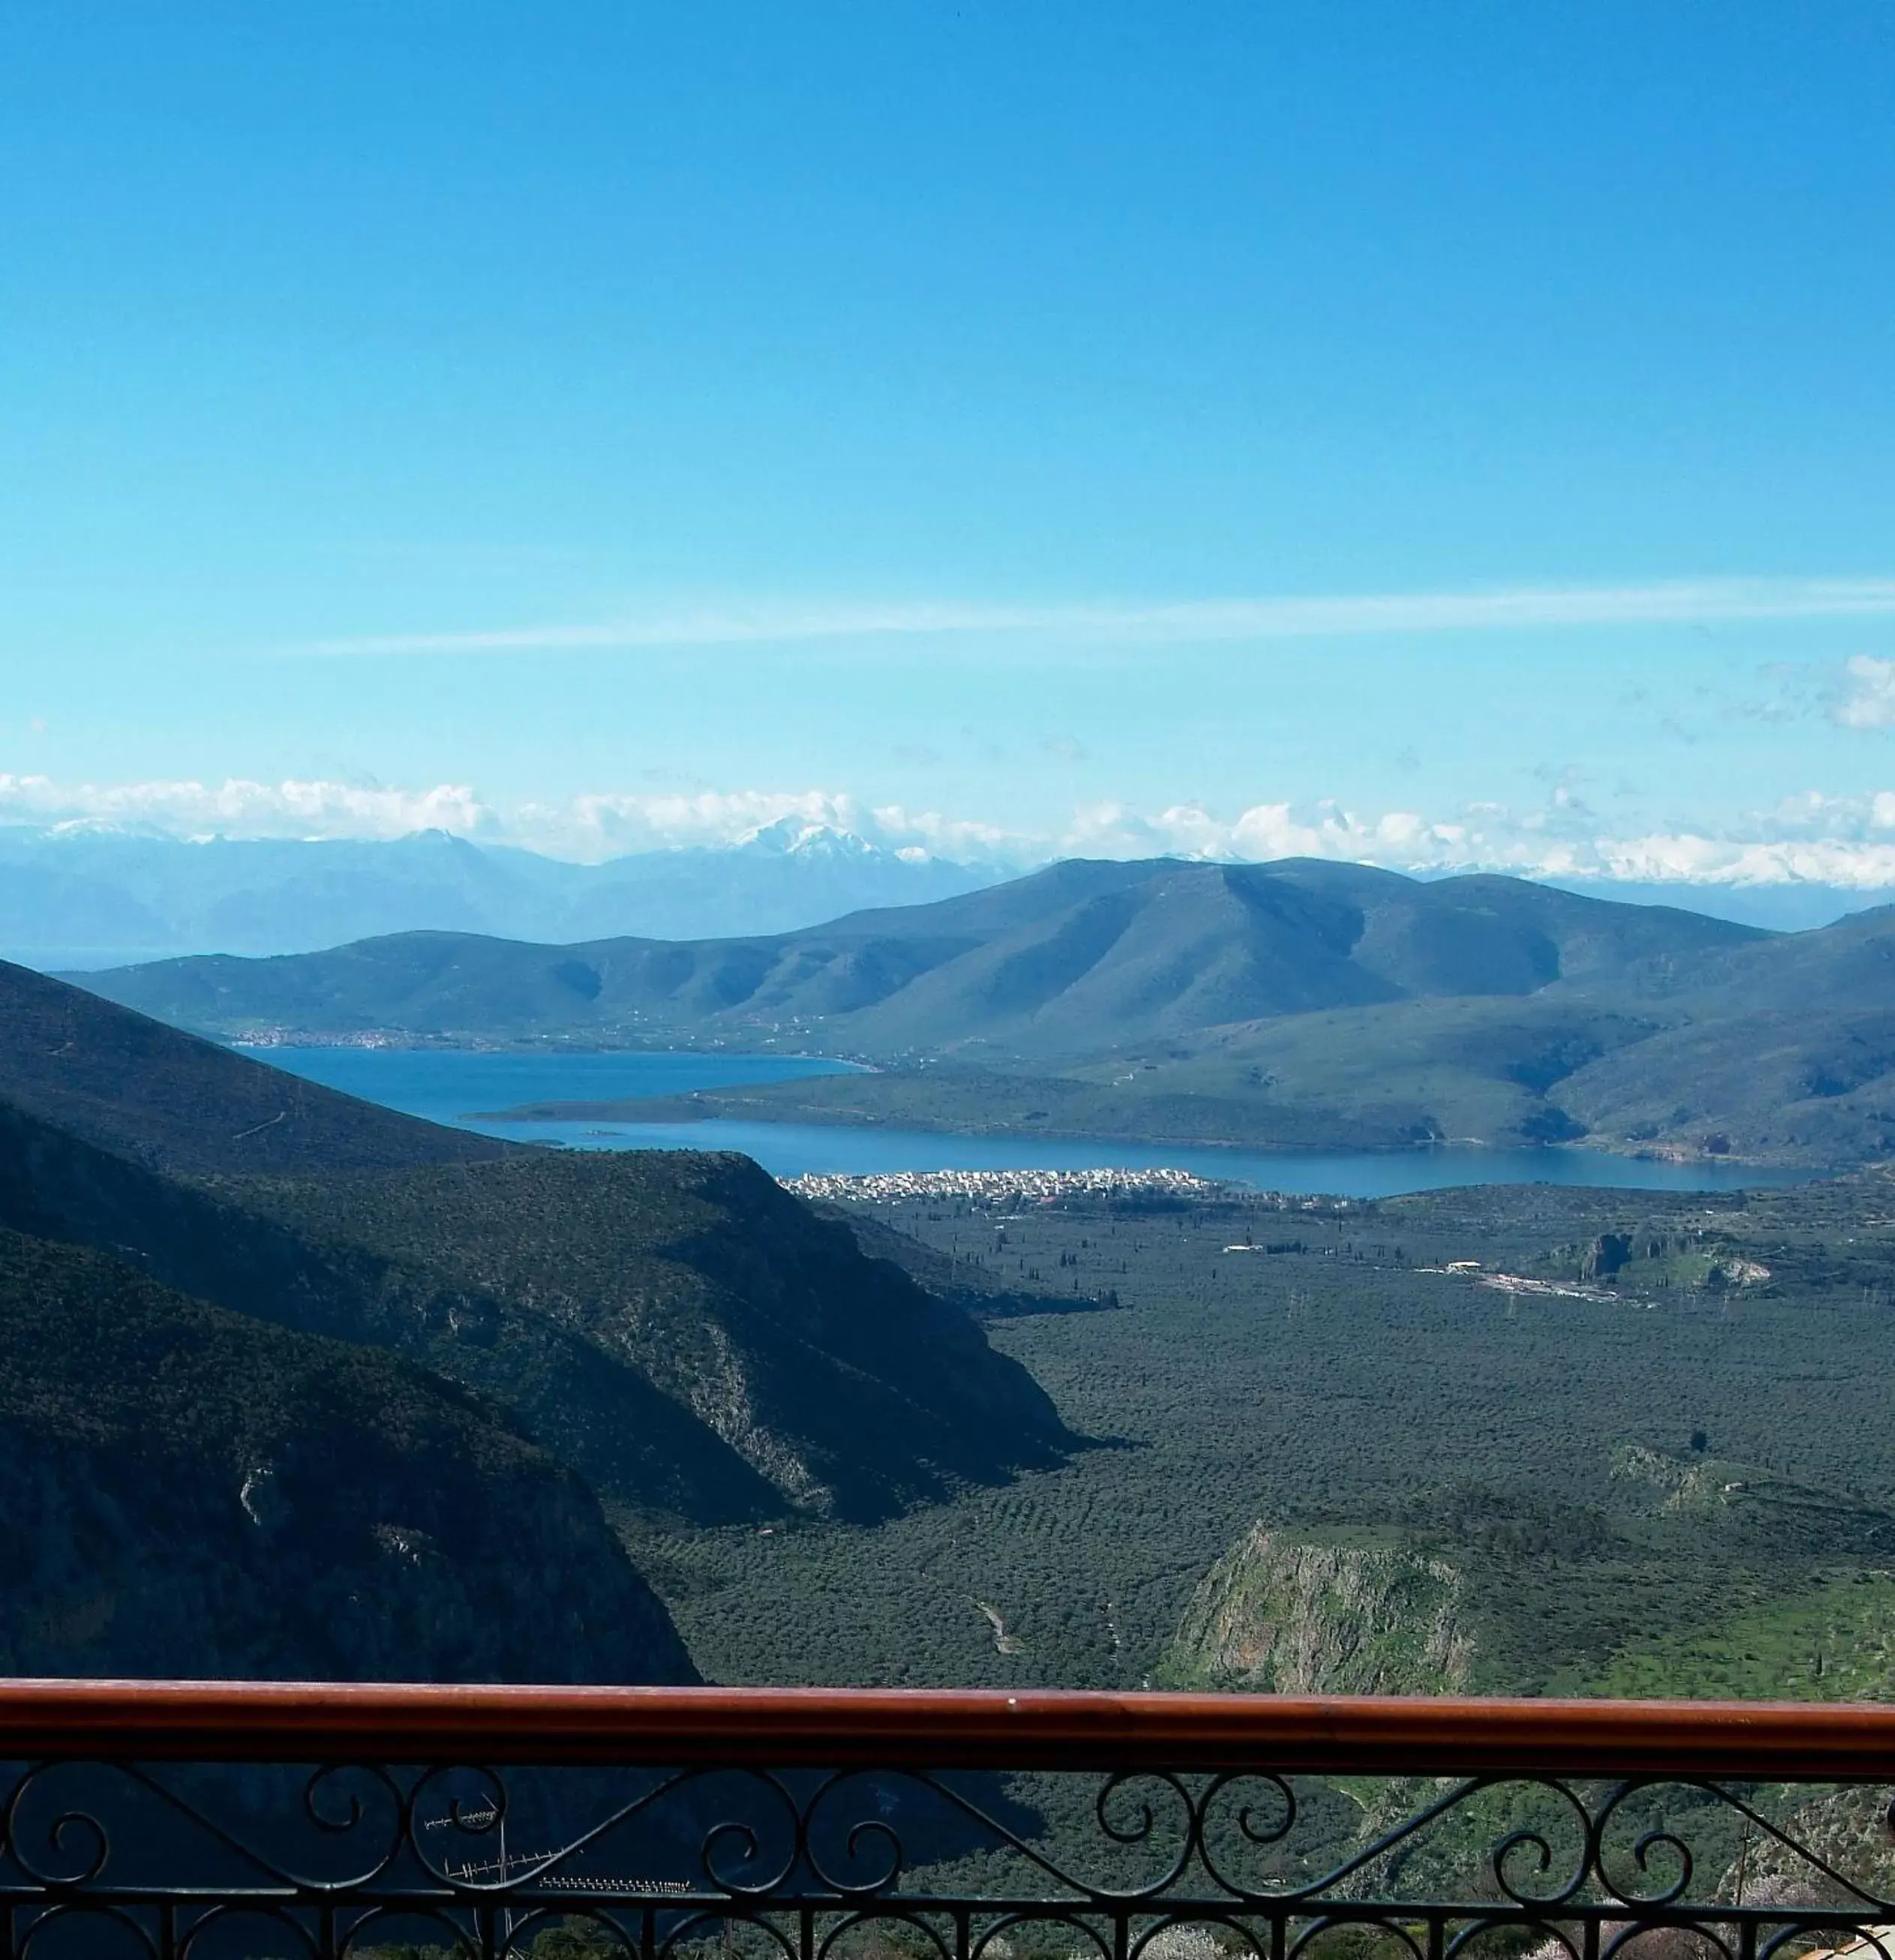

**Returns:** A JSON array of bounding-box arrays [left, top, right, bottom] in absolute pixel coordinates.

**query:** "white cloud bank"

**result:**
[[14, 770, 1895, 891], [0, 773, 492, 842], [305, 575, 1895, 656]]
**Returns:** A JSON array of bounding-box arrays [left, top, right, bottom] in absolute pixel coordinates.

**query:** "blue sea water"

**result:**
[[257, 1046, 1823, 1199]]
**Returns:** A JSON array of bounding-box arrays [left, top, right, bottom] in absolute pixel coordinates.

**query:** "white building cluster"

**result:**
[[779, 1166, 1226, 1206]]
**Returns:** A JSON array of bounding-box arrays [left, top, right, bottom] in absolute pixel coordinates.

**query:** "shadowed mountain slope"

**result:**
[[0, 1096, 1069, 1523], [0, 958, 510, 1175], [220, 1151, 1075, 1521], [0, 1226, 696, 1682], [0, 1096, 781, 1524]]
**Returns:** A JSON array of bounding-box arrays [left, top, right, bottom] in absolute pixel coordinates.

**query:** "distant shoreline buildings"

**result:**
[[779, 1166, 1229, 1205]]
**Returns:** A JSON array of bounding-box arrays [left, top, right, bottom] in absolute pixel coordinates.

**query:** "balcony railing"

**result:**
[[5, 1683, 1895, 1960]]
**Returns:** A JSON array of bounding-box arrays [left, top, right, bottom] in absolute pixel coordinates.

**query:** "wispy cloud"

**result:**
[[301, 576, 1895, 656]]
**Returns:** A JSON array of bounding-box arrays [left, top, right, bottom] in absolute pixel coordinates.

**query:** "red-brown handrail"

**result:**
[[0, 1684, 1892, 1778]]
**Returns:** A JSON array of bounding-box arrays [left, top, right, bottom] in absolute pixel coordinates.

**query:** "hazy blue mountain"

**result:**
[[1544, 878, 1895, 933], [0, 821, 996, 963], [537, 818, 996, 941], [76, 857, 1765, 1057]]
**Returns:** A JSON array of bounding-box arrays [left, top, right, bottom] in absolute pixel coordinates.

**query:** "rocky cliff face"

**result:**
[[0, 1228, 697, 1682], [1162, 1525, 1473, 1694]]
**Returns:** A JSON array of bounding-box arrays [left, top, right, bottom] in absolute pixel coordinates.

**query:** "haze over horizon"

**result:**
[[7, 6, 1895, 899]]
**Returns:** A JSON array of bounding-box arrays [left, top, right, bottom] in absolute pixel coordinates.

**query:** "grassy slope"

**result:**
[[1579, 1571, 1895, 1700]]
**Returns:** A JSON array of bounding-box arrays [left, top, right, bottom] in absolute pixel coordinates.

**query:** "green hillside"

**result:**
[[572, 995, 1665, 1151], [0, 1227, 695, 1682], [1584, 1571, 1895, 1700], [1554, 1005, 1895, 1161], [509, 992, 1895, 1163]]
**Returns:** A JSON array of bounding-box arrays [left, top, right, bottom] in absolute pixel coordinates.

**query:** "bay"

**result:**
[[256, 1045, 1821, 1199]]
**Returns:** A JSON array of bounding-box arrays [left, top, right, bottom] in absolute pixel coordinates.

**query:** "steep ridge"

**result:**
[[74, 858, 1766, 1057], [0, 1097, 1069, 1523], [0, 1097, 779, 1523], [0, 959, 510, 1174], [0, 1226, 696, 1682], [220, 1151, 1075, 1520]]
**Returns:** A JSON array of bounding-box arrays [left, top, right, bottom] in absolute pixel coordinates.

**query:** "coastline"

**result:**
[[470, 1087, 1835, 1174]]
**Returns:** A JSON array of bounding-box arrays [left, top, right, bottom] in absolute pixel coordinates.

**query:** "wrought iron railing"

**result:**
[[5, 1683, 1895, 1960]]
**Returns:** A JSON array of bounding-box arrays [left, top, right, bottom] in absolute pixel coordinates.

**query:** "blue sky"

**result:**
[[5, 4, 1895, 882]]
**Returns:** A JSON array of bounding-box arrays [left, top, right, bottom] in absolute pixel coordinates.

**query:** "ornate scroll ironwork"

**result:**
[[5, 1752, 1895, 1960]]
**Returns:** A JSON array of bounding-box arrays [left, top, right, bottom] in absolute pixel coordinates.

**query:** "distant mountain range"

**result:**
[[8, 820, 1893, 971], [74, 855, 1895, 1165], [0, 820, 995, 963], [0, 956, 1068, 1676]]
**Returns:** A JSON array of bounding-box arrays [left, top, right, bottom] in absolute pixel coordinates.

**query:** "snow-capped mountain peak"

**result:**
[[740, 818, 890, 862]]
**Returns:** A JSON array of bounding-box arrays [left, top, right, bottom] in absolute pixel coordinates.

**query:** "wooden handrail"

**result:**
[[0, 1684, 1892, 1777]]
